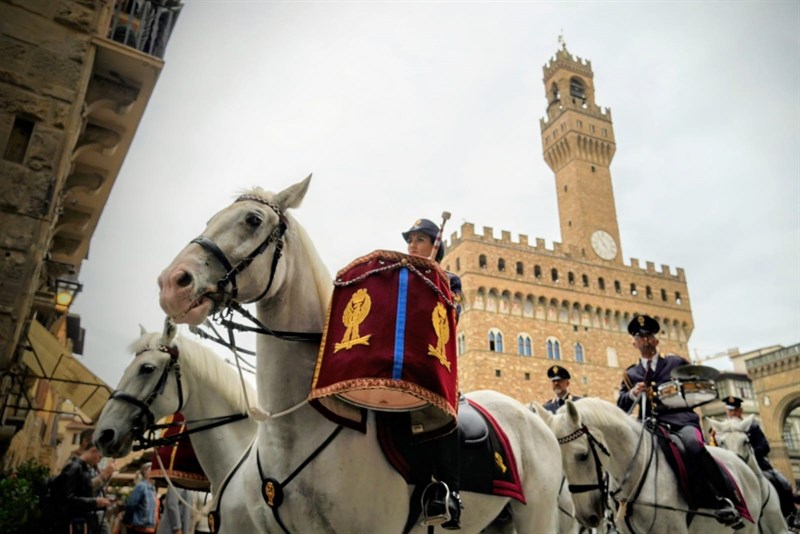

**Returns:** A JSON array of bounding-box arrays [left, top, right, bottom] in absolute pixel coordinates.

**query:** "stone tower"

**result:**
[[442, 43, 693, 405], [540, 43, 622, 264]]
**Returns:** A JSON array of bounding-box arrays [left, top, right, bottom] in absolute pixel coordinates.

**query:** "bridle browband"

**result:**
[[557, 424, 611, 495]]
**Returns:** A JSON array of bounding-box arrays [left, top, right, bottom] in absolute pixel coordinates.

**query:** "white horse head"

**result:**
[[547, 397, 763, 533], [158, 176, 563, 533], [95, 323, 257, 488], [706, 416, 788, 532]]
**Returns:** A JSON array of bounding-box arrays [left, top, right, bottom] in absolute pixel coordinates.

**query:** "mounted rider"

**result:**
[[617, 314, 746, 529], [402, 217, 464, 529]]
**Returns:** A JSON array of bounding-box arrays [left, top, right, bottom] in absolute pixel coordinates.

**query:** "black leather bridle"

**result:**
[[191, 194, 288, 308], [558, 424, 611, 496], [109, 344, 184, 443]]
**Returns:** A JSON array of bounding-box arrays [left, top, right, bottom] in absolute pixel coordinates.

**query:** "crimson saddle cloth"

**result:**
[[377, 397, 526, 504], [150, 413, 210, 490]]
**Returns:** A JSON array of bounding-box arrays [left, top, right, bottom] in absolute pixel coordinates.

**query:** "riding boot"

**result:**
[[422, 429, 462, 529]]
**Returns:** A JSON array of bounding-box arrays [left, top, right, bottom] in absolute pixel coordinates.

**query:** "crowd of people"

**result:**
[[47, 430, 211, 534]]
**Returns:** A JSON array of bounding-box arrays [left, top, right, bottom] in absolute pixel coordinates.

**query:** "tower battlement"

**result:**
[[543, 47, 593, 81], [447, 222, 686, 281]]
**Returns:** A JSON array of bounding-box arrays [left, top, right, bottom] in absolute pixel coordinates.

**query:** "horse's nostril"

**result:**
[[177, 272, 193, 288], [587, 515, 600, 527], [97, 428, 115, 445]]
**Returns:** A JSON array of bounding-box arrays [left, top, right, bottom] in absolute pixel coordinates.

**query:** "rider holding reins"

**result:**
[[617, 314, 746, 529]]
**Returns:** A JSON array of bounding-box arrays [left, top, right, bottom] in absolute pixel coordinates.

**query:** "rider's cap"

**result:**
[[627, 314, 660, 336], [547, 365, 571, 380], [402, 218, 444, 262], [724, 396, 743, 410]]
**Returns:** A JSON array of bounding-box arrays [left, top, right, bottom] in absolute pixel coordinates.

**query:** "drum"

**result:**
[[656, 379, 717, 409], [150, 413, 210, 490], [309, 250, 459, 437]]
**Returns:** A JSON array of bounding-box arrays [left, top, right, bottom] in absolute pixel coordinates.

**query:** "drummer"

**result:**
[[617, 314, 744, 528], [403, 218, 463, 530]]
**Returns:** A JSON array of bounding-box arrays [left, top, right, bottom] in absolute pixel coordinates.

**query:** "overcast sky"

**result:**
[[72, 1, 800, 387]]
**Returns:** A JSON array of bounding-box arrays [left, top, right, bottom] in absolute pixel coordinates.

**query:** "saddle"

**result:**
[[377, 396, 526, 504], [653, 424, 752, 523]]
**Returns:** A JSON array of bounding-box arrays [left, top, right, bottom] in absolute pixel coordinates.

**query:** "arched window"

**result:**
[[675, 292, 683, 305], [646, 286, 653, 300], [598, 277, 606, 290], [614, 280, 621, 293], [488, 329, 504, 353], [568, 272, 575, 285], [457, 333, 466, 356], [534, 265, 542, 279], [661, 288, 667, 302], [581, 274, 589, 287], [550, 82, 560, 103], [498, 258, 505, 272], [479, 255, 487, 269], [455, 258, 460, 271], [570, 77, 586, 100], [574, 343, 585, 363], [516, 262, 524, 275], [517, 334, 532, 357], [551, 268, 559, 282], [630, 283, 638, 296], [546, 338, 561, 360]]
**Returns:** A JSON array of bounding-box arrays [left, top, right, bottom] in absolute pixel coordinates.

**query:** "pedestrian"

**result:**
[[52, 444, 113, 534], [124, 463, 158, 533]]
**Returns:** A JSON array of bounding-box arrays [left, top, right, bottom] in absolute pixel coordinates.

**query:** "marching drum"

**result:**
[[309, 250, 459, 437], [657, 379, 717, 409]]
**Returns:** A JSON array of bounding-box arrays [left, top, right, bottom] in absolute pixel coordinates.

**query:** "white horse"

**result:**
[[529, 402, 603, 534], [158, 176, 562, 533], [94, 324, 258, 532], [545, 397, 764, 534], [707, 416, 788, 533]]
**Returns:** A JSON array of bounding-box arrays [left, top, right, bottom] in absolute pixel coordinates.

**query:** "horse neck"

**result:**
[[254, 235, 329, 417], [180, 370, 257, 486]]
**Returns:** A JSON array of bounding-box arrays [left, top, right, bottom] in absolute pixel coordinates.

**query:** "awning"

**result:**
[[22, 320, 112, 421]]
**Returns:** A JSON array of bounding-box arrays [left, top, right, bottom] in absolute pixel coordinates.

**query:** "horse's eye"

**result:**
[[245, 212, 263, 228], [140, 363, 157, 375], [576, 452, 590, 462]]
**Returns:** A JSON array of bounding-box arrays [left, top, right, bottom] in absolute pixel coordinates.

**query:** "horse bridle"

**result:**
[[109, 344, 184, 441], [191, 194, 288, 308], [558, 424, 611, 496]]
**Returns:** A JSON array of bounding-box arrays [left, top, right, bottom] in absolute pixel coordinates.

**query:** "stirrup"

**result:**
[[714, 497, 742, 528], [421, 481, 452, 526]]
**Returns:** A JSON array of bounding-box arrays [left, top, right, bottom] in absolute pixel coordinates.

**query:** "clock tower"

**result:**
[[540, 41, 622, 263]]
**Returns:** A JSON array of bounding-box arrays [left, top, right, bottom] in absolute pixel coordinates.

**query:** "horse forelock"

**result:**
[[129, 331, 253, 414]]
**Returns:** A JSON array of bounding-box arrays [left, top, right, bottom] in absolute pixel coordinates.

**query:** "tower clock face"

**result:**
[[591, 230, 618, 260]]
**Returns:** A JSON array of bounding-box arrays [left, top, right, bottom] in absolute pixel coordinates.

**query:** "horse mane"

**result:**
[[569, 396, 641, 433], [129, 331, 253, 413], [239, 187, 332, 318]]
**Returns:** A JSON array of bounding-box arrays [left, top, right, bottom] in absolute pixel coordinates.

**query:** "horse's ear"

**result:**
[[565, 400, 580, 424], [739, 414, 755, 431], [706, 417, 723, 433], [161, 317, 177, 346], [529, 402, 553, 425], [139, 324, 147, 336], [274, 174, 312, 211]]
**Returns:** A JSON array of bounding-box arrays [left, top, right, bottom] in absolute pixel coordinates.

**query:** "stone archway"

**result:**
[[747, 344, 800, 484]]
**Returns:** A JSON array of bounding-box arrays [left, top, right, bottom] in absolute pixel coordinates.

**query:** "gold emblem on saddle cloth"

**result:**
[[427, 302, 451, 371], [334, 288, 373, 353], [494, 452, 508, 474]]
